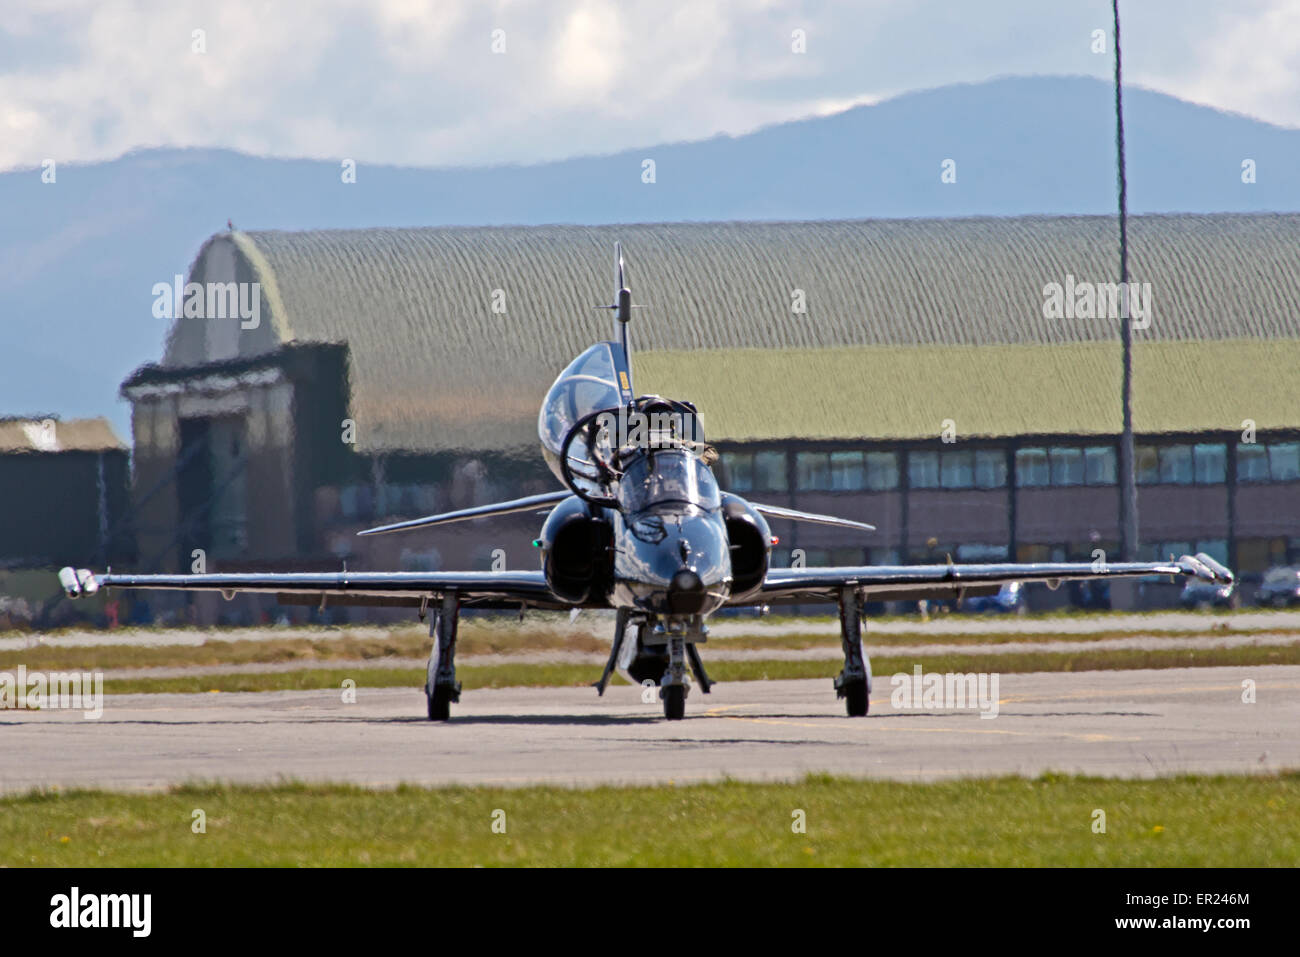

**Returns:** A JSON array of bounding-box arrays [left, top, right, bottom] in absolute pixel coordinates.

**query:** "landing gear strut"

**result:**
[[594, 608, 631, 696], [640, 616, 708, 720], [833, 586, 872, 717], [426, 592, 461, 721], [662, 631, 688, 720]]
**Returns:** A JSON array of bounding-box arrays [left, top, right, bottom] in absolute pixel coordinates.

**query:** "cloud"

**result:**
[[0, 0, 1296, 173]]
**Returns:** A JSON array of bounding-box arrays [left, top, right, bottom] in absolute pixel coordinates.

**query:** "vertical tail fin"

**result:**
[[612, 241, 633, 395]]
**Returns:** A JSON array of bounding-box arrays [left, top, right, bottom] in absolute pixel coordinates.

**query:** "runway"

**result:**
[[4, 666, 1297, 792]]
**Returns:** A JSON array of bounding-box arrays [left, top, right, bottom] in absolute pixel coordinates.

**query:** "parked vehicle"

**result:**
[[1069, 578, 1111, 610], [960, 581, 1025, 614], [1255, 566, 1300, 607], [1179, 578, 1238, 610]]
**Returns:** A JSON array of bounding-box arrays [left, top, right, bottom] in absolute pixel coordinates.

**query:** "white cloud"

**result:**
[[0, 0, 1296, 173]]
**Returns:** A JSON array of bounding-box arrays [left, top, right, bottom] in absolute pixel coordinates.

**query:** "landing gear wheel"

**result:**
[[427, 684, 452, 721], [662, 685, 686, 720], [844, 681, 869, 717]]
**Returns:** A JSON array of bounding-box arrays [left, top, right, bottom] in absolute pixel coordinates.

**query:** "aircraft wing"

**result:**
[[57, 567, 570, 611], [357, 490, 571, 537], [743, 552, 1233, 606], [747, 502, 875, 532]]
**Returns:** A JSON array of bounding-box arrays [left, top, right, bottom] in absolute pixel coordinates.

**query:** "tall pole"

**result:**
[[1113, 0, 1139, 563]]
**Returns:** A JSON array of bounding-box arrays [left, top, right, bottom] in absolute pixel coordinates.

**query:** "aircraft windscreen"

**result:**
[[618, 450, 720, 513], [538, 343, 623, 463]]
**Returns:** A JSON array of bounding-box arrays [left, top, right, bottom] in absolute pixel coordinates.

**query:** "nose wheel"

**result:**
[[662, 684, 686, 720], [654, 625, 703, 720]]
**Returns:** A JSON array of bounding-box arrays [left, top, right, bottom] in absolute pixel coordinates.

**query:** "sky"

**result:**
[[2, 0, 1298, 172]]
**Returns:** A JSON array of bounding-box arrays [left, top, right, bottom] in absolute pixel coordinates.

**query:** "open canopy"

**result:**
[[538, 342, 626, 488]]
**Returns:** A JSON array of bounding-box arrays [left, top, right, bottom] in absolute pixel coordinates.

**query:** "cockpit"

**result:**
[[539, 341, 720, 509], [618, 449, 721, 513]]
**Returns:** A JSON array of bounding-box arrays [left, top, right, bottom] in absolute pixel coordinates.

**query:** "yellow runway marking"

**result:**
[[711, 712, 1139, 741], [999, 678, 1300, 705]]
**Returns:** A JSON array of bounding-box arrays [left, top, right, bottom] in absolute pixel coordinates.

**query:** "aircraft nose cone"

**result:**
[[667, 567, 707, 614]]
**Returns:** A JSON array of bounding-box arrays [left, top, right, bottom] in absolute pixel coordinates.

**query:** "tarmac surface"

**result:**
[[4, 666, 1297, 792]]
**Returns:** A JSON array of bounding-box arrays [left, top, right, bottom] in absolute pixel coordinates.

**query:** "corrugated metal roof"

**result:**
[[161, 215, 1300, 450], [0, 417, 126, 453]]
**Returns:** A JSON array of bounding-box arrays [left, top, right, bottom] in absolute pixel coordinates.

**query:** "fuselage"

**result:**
[[610, 501, 732, 617], [538, 446, 773, 622]]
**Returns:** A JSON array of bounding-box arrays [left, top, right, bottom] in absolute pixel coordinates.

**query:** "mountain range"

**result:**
[[2, 74, 1296, 439]]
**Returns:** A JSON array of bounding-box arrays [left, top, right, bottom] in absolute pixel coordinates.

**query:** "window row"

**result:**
[[1236, 442, 1300, 484], [722, 439, 1300, 494], [1014, 447, 1116, 487]]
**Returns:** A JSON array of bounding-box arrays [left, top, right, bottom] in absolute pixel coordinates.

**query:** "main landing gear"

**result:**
[[425, 592, 462, 721], [833, 586, 872, 717]]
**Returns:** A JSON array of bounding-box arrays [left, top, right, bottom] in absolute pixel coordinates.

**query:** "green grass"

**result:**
[[4, 772, 1296, 866], [76, 641, 1300, 695], [5, 624, 1293, 675]]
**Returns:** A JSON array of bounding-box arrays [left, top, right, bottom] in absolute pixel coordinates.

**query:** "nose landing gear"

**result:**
[[645, 616, 711, 720]]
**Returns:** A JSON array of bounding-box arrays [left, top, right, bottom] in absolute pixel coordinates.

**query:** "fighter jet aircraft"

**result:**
[[59, 245, 1235, 720]]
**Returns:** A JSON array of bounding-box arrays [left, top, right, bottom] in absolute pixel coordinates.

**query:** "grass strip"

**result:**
[[79, 642, 1300, 695], [4, 772, 1296, 866]]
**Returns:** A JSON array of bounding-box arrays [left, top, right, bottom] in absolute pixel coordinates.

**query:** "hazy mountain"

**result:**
[[2, 74, 1296, 438]]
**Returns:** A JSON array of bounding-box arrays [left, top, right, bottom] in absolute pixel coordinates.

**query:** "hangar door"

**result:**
[[177, 416, 249, 561]]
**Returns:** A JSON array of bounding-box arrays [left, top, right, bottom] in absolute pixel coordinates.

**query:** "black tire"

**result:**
[[427, 684, 452, 721], [844, 682, 869, 717], [663, 684, 686, 720]]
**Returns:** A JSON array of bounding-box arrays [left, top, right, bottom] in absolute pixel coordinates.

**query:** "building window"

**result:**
[[1270, 442, 1300, 482], [865, 452, 899, 490], [1050, 447, 1084, 486], [940, 450, 974, 489], [956, 543, 1009, 561], [1139, 540, 1193, 562], [1235, 538, 1284, 573], [1015, 448, 1049, 487], [754, 450, 788, 491], [1136, 445, 1160, 485], [974, 449, 1007, 489], [830, 451, 866, 491], [796, 452, 831, 490], [1084, 446, 1117, 485], [725, 452, 753, 492], [1238, 444, 1269, 483], [1193, 443, 1226, 485], [1158, 445, 1194, 485], [909, 450, 940, 489], [1014, 543, 1056, 563], [1196, 539, 1229, 565], [724, 450, 787, 491]]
